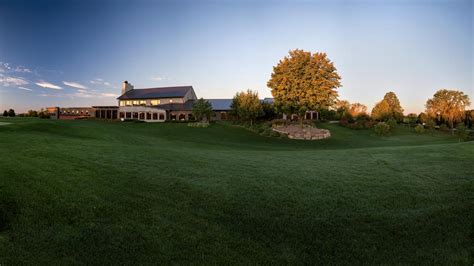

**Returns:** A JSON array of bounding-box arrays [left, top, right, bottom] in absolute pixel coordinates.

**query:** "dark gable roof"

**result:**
[[117, 86, 193, 100], [206, 99, 233, 111]]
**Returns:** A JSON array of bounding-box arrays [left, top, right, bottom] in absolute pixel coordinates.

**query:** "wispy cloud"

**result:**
[[151, 75, 167, 81], [0, 62, 32, 74], [73, 91, 94, 98], [35, 80, 62, 90], [90, 78, 118, 89], [101, 93, 119, 97], [64, 89, 118, 99], [0, 74, 29, 87], [18, 86, 32, 91], [14, 66, 32, 73], [0, 62, 12, 72], [63, 81, 88, 90]]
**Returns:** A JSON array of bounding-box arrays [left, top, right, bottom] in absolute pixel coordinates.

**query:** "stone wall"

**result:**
[[272, 125, 331, 140]]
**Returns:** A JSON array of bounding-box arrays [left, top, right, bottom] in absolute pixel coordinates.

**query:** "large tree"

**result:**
[[230, 90, 263, 126], [348, 103, 367, 118], [7, 109, 15, 117], [267, 49, 341, 124], [371, 92, 404, 121], [425, 89, 470, 129], [192, 98, 213, 122]]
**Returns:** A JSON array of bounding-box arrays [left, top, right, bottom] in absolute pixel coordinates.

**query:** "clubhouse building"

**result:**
[[48, 81, 235, 122]]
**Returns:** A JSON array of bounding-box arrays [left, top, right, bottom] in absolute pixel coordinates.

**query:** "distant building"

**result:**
[[207, 99, 234, 121], [47, 106, 118, 120]]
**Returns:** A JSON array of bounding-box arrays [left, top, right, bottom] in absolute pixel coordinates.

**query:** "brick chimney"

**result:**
[[121, 80, 134, 95]]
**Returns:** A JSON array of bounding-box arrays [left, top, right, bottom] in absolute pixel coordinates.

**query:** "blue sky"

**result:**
[[0, 0, 472, 113]]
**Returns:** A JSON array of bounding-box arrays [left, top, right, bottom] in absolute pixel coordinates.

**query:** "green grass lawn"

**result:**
[[0, 118, 472, 264]]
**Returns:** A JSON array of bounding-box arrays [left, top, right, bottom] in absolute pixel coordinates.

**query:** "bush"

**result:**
[[187, 122, 210, 128], [363, 120, 376, 129], [271, 119, 290, 127], [386, 118, 397, 128], [439, 124, 449, 132], [455, 122, 468, 141], [415, 125, 425, 134], [339, 118, 349, 126], [356, 113, 371, 122], [425, 119, 435, 131], [374, 122, 391, 136], [340, 118, 375, 130]]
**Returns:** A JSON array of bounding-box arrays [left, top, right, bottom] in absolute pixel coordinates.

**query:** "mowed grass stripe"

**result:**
[[0, 118, 472, 264]]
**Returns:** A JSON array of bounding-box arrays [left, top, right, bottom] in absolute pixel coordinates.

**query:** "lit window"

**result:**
[[169, 99, 173, 103], [133, 100, 139, 105], [126, 101, 131, 106], [140, 100, 146, 105], [120, 101, 125, 106], [151, 100, 160, 105]]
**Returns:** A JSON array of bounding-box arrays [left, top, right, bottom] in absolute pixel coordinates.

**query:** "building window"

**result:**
[[140, 100, 146, 106], [179, 114, 186, 120], [120, 101, 125, 106], [119, 112, 125, 118], [170, 113, 176, 120], [169, 99, 173, 103], [146, 112, 152, 120], [133, 100, 139, 106], [153, 113, 158, 120], [151, 99, 160, 105], [159, 113, 164, 120], [126, 112, 131, 119], [126, 101, 132, 106], [139, 113, 145, 120]]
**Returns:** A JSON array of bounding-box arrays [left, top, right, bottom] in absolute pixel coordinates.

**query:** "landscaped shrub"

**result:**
[[415, 124, 425, 134], [374, 122, 391, 136], [439, 124, 449, 132], [363, 120, 376, 129], [271, 119, 290, 127], [339, 118, 349, 126], [455, 122, 468, 142], [340, 118, 375, 130], [386, 118, 397, 129], [355, 113, 371, 121], [424, 119, 435, 131]]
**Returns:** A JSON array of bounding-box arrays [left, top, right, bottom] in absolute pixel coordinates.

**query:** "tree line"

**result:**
[[2, 109, 50, 118], [191, 49, 472, 139]]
